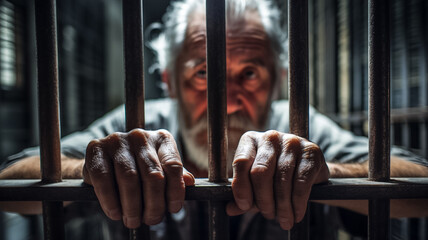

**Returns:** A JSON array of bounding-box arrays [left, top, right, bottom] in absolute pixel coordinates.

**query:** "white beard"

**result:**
[[180, 112, 261, 171]]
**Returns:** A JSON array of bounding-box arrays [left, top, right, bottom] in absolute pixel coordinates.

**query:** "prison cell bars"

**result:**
[[288, 0, 310, 239], [206, 0, 229, 240], [122, 0, 151, 239], [34, 0, 64, 239], [1, 0, 428, 240], [368, 0, 391, 239]]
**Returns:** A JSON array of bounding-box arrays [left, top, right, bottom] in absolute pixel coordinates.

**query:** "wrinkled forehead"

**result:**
[[184, 8, 269, 50]]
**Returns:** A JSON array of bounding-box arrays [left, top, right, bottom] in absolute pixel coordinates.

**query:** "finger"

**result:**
[[84, 139, 122, 221], [292, 141, 323, 223], [231, 131, 258, 211], [183, 168, 195, 186], [107, 133, 142, 229], [250, 130, 281, 220], [128, 129, 166, 225], [226, 202, 259, 216], [274, 136, 300, 230], [156, 130, 185, 213]]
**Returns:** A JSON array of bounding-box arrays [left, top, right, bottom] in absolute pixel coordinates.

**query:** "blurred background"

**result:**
[[0, 0, 427, 239]]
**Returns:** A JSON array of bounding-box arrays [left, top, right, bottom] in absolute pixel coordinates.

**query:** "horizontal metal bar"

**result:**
[[1, 178, 428, 201]]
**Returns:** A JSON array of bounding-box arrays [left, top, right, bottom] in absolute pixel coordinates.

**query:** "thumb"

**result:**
[[183, 167, 195, 186]]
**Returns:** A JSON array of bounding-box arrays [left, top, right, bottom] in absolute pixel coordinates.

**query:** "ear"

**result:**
[[162, 71, 176, 98]]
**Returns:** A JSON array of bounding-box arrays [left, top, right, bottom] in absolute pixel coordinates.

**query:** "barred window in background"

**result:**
[[0, 0, 29, 163], [0, 1, 16, 89]]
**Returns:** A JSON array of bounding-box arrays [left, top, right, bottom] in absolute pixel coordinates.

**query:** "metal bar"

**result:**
[[368, 0, 391, 239], [122, 0, 149, 239], [123, 0, 145, 130], [34, 0, 64, 239], [288, 0, 309, 239], [2, 178, 428, 201], [368, 199, 390, 239], [3, 178, 428, 201], [288, 0, 309, 139], [206, 0, 229, 239]]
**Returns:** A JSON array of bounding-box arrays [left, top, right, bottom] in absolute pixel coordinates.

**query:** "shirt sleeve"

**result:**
[[309, 107, 428, 167], [0, 105, 126, 171]]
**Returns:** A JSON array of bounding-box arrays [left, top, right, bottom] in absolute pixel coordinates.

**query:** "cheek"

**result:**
[[248, 82, 272, 126], [180, 82, 207, 124]]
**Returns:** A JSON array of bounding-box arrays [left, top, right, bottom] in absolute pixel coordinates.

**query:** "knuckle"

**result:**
[[160, 153, 181, 166], [263, 130, 280, 141], [250, 164, 270, 179], [87, 139, 101, 151], [145, 169, 165, 183], [128, 128, 148, 141], [120, 168, 139, 181], [85, 140, 104, 161], [155, 129, 173, 141], [87, 165, 110, 179], [107, 132, 123, 142], [162, 158, 183, 170], [276, 163, 294, 182], [232, 157, 249, 170], [242, 131, 258, 140], [281, 135, 301, 149], [293, 178, 312, 198]]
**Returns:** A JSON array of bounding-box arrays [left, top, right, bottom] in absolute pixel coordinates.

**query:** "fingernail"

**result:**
[[123, 216, 140, 229], [294, 210, 304, 222], [279, 219, 292, 230], [237, 199, 251, 210], [145, 216, 164, 225], [109, 209, 122, 220], [170, 201, 183, 213]]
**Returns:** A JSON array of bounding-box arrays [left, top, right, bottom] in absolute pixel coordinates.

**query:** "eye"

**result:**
[[243, 69, 256, 80], [196, 69, 207, 79], [241, 68, 261, 92], [189, 68, 207, 91]]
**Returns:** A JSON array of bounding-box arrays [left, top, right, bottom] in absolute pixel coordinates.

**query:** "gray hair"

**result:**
[[148, 0, 288, 83]]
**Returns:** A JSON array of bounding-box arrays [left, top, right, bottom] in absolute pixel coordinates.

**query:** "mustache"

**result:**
[[188, 112, 258, 134]]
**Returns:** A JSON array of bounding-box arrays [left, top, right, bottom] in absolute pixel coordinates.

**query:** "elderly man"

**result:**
[[1, 0, 428, 239]]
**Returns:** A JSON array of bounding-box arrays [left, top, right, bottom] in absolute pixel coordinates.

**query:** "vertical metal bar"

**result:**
[[122, 0, 150, 239], [34, 0, 64, 239], [123, 0, 145, 130], [288, 0, 309, 239], [206, 0, 229, 239], [368, 0, 391, 239]]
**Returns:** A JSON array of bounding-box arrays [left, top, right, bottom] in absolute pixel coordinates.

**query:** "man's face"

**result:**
[[171, 9, 276, 169]]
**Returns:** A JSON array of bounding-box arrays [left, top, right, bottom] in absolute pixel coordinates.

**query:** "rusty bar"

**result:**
[[369, 199, 390, 239], [206, 0, 227, 183], [368, 0, 390, 181], [2, 178, 428, 201], [122, 0, 150, 239], [206, 0, 229, 239], [368, 0, 391, 239], [288, 0, 309, 138], [124, 0, 145, 131], [34, 0, 64, 239], [288, 0, 309, 239]]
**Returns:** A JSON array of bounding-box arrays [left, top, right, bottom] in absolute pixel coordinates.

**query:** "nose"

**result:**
[[227, 85, 243, 115]]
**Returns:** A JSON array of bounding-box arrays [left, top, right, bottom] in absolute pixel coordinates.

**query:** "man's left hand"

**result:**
[[227, 130, 329, 230]]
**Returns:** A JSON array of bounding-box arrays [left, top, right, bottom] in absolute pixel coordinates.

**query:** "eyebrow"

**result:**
[[240, 58, 266, 67]]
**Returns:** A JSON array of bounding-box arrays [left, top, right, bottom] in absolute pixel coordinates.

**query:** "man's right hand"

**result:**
[[83, 129, 195, 229]]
